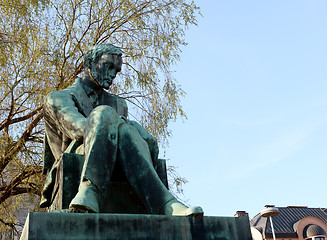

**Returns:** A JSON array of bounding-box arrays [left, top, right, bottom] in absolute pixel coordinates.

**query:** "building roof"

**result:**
[[251, 206, 327, 238]]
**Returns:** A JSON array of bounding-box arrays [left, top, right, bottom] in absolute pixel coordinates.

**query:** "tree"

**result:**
[[0, 0, 199, 236]]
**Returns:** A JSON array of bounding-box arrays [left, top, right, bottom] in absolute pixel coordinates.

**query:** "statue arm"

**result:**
[[44, 91, 86, 141]]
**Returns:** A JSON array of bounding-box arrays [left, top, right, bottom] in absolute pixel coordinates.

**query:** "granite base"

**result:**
[[20, 212, 251, 240]]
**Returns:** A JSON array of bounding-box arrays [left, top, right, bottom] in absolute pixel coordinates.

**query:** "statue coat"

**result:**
[[40, 78, 129, 207]]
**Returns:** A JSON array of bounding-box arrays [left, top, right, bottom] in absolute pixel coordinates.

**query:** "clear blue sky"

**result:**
[[164, 0, 327, 218]]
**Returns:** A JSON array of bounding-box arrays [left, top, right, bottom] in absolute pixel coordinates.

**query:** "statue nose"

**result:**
[[109, 70, 116, 78]]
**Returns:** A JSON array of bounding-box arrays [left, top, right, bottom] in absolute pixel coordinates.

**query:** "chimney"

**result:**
[[234, 211, 249, 218]]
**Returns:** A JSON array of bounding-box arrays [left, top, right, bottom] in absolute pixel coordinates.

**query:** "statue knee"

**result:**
[[88, 106, 120, 126], [118, 124, 135, 138], [119, 124, 146, 144], [91, 105, 117, 117], [127, 121, 158, 147]]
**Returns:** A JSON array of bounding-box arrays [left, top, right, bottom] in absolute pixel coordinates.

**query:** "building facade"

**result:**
[[251, 206, 327, 240]]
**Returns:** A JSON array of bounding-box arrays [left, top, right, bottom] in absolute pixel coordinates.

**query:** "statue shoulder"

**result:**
[[45, 89, 71, 107], [45, 80, 82, 107], [116, 95, 127, 108], [117, 96, 128, 118], [104, 92, 128, 118]]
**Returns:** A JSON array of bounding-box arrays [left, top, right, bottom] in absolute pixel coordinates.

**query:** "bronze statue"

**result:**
[[40, 44, 203, 216]]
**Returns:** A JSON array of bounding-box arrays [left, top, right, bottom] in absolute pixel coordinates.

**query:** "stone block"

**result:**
[[20, 212, 252, 240]]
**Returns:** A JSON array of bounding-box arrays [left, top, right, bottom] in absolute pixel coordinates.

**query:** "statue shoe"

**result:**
[[69, 180, 101, 213], [160, 199, 204, 217]]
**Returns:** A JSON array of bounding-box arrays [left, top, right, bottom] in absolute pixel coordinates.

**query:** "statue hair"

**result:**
[[84, 44, 122, 68]]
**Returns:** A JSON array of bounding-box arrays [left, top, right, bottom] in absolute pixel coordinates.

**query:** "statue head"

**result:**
[[83, 44, 123, 89]]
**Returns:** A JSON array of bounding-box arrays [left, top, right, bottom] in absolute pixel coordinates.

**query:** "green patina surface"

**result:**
[[41, 44, 203, 216], [49, 153, 168, 214], [20, 213, 252, 240]]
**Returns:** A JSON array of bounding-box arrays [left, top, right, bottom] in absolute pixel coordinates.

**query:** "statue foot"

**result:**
[[69, 180, 101, 213], [69, 205, 94, 213], [174, 206, 204, 217], [39, 196, 49, 208], [160, 199, 204, 217]]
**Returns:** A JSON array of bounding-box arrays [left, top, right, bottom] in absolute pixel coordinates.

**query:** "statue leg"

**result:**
[[69, 106, 124, 213], [118, 124, 204, 216], [126, 120, 159, 162]]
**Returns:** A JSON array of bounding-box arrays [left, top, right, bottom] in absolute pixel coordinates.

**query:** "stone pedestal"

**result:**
[[20, 212, 252, 240]]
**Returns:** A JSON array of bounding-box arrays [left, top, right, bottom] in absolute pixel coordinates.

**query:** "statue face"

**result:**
[[91, 53, 122, 89]]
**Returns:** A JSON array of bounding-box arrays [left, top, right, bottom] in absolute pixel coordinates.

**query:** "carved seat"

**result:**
[[48, 153, 168, 213]]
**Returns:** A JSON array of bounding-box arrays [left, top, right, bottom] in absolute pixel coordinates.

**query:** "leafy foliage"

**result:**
[[0, 0, 199, 236]]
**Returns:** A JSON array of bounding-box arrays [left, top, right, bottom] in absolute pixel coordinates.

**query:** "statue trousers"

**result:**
[[80, 105, 175, 214]]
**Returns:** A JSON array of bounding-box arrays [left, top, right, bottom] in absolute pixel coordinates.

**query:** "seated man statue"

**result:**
[[40, 44, 203, 216]]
